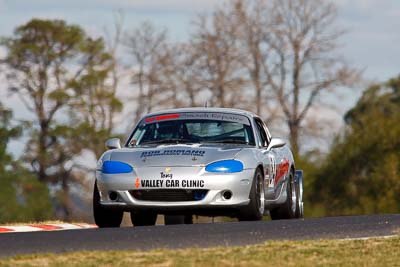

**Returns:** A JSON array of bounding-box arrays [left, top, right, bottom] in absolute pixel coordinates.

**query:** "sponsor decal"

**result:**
[[143, 112, 250, 125], [267, 154, 276, 188], [275, 158, 290, 184], [160, 171, 173, 179], [141, 179, 164, 187], [180, 112, 250, 125], [135, 178, 205, 188], [135, 177, 140, 189], [140, 149, 205, 158]]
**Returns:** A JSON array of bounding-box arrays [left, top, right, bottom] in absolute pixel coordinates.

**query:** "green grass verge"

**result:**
[[0, 236, 399, 267]]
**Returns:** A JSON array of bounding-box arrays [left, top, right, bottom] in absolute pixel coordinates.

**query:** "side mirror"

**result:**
[[266, 137, 286, 151], [105, 138, 121, 150]]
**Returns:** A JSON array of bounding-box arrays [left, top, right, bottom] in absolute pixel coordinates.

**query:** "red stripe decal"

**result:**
[[30, 224, 63, 231], [145, 114, 180, 123], [155, 114, 180, 121], [0, 227, 12, 233], [275, 159, 290, 184]]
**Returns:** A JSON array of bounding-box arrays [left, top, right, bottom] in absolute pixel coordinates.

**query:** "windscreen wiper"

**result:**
[[140, 138, 193, 145], [201, 139, 249, 144]]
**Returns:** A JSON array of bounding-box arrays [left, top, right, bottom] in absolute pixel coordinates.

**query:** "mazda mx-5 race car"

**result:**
[[93, 108, 303, 227]]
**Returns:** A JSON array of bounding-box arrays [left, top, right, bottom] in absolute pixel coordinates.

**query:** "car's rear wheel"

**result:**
[[295, 171, 304, 218], [130, 211, 157, 226], [238, 168, 265, 221], [164, 215, 193, 225], [93, 181, 123, 228], [270, 171, 298, 220]]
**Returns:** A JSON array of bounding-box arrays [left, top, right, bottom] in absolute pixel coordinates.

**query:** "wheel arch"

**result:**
[[290, 164, 295, 176], [257, 164, 264, 176]]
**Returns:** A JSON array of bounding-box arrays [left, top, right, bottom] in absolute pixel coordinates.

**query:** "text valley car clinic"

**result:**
[[139, 179, 204, 188]]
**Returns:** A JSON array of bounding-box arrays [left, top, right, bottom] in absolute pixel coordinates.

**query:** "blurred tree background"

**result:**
[[0, 0, 398, 223], [306, 77, 400, 216], [0, 105, 52, 223]]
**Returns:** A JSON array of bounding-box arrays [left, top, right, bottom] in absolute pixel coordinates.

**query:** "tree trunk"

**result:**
[[288, 119, 300, 156]]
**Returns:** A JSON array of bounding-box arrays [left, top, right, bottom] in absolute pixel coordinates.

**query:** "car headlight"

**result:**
[[102, 160, 133, 174], [205, 160, 244, 173], [96, 159, 103, 171]]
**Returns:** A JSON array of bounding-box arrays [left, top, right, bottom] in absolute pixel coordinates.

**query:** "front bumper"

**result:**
[[96, 166, 255, 213]]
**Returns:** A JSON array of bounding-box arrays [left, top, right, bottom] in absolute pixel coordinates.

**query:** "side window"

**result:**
[[254, 118, 268, 147], [261, 121, 272, 145]]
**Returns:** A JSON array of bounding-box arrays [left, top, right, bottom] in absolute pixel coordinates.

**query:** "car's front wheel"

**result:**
[[238, 168, 265, 221], [93, 181, 123, 228]]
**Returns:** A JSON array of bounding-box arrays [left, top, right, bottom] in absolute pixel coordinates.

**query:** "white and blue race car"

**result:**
[[93, 108, 303, 227]]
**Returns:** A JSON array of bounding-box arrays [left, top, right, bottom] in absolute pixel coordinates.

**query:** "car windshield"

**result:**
[[127, 113, 255, 147]]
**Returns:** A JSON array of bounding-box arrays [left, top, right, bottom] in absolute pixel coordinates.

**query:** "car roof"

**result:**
[[143, 107, 258, 119]]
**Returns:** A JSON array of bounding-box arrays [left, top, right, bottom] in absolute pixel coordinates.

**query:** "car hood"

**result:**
[[108, 144, 244, 167]]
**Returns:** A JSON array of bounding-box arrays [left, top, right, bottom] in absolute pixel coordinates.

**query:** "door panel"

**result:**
[[271, 147, 286, 199]]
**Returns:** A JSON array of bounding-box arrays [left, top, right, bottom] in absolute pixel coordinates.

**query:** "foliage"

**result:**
[[310, 76, 400, 215], [1, 19, 120, 220], [0, 105, 52, 223], [293, 150, 326, 217], [0, 169, 53, 223], [202, 0, 359, 155]]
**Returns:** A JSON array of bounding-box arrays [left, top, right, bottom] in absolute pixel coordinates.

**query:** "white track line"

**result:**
[[0, 223, 97, 233]]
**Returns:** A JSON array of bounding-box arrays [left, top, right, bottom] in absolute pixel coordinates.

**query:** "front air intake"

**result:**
[[129, 189, 208, 202]]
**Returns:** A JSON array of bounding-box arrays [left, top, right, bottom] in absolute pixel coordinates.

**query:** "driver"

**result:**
[[155, 121, 183, 140]]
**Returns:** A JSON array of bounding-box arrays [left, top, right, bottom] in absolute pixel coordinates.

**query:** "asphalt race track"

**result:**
[[0, 214, 399, 257]]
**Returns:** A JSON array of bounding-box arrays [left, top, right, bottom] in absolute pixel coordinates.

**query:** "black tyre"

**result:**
[[164, 215, 193, 225], [238, 168, 265, 221], [93, 181, 123, 228], [130, 211, 157, 226], [270, 171, 298, 220], [295, 171, 304, 218]]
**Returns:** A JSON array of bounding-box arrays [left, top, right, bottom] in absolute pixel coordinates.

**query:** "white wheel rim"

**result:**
[[291, 175, 297, 214], [298, 176, 304, 216], [256, 173, 265, 216]]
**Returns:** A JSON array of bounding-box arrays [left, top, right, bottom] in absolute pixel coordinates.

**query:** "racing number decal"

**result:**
[[267, 154, 276, 188]]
